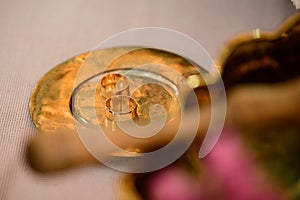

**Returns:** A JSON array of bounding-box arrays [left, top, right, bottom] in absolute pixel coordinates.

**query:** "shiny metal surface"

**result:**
[[29, 47, 209, 134]]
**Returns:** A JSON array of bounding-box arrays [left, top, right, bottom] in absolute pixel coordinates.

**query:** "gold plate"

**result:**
[[29, 47, 208, 133]]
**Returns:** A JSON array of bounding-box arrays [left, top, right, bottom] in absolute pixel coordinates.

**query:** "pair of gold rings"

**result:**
[[100, 73, 137, 121]]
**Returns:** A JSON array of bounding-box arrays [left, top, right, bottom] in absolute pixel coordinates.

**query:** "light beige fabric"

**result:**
[[0, 0, 295, 199]]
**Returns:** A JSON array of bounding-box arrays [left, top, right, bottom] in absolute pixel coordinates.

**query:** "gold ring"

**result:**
[[105, 95, 137, 121]]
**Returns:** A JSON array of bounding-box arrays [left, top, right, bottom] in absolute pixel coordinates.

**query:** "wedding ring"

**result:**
[[100, 73, 129, 98], [105, 95, 137, 121]]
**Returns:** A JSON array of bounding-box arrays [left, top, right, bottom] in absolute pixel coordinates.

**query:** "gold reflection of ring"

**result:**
[[105, 95, 137, 121], [100, 73, 129, 98]]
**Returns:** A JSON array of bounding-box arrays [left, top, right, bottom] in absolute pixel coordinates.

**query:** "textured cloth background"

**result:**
[[0, 0, 295, 199]]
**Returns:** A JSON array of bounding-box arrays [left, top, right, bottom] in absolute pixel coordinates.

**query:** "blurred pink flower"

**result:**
[[203, 127, 284, 200], [146, 127, 285, 200]]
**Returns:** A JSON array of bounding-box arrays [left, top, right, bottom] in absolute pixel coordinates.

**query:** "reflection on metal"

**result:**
[[187, 74, 201, 88], [252, 28, 261, 39]]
